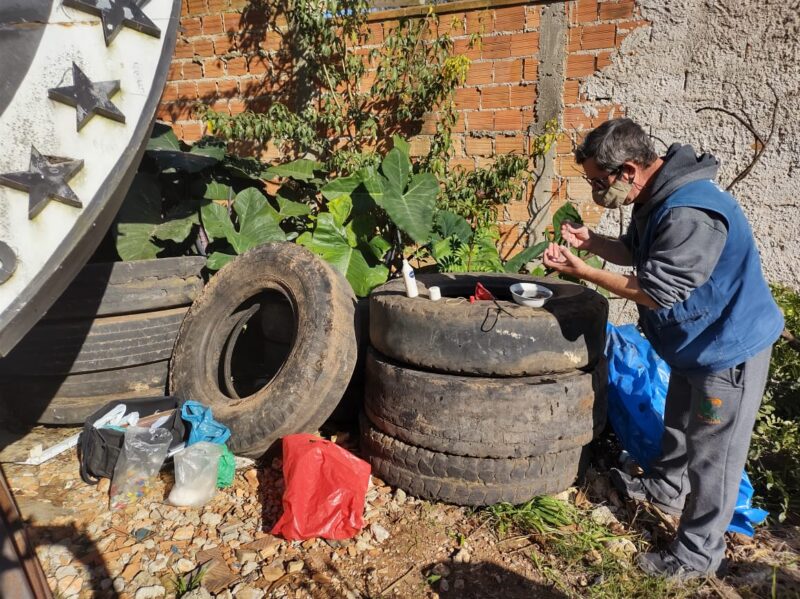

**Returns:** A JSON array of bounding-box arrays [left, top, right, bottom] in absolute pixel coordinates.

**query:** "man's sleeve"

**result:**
[[637, 208, 728, 309]]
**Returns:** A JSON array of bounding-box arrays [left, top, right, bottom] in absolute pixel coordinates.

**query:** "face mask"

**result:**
[[592, 178, 633, 209]]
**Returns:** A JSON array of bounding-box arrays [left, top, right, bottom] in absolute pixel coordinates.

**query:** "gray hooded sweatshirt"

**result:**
[[621, 144, 729, 309]]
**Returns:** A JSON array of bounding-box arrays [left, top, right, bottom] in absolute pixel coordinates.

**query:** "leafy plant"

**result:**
[[171, 566, 206, 598]]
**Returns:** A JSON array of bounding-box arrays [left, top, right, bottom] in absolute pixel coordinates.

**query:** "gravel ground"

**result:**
[[1, 421, 798, 599]]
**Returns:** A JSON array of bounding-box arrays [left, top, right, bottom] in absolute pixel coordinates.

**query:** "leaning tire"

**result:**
[[170, 243, 358, 458], [360, 414, 586, 506], [369, 273, 608, 376], [364, 348, 605, 458]]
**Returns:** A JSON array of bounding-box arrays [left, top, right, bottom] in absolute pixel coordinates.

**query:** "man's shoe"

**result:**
[[609, 468, 684, 516], [636, 551, 706, 581]]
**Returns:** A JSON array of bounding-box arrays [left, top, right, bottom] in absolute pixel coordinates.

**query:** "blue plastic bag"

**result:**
[[605, 323, 768, 535], [181, 400, 231, 446]]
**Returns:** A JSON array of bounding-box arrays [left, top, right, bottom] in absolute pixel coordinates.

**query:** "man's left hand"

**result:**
[[542, 243, 588, 278]]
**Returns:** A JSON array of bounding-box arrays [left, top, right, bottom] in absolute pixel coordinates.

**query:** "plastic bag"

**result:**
[[168, 442, 222, 507], [271, 434, 371, 540], [605, 323, 768, 535], [181, 400, 231, 446], [109, 427, 172, 510], [217, 444, 235, 488]]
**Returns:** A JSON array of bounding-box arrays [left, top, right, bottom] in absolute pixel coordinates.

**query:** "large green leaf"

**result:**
[[328, 196, 352, 227], [146, 123, 181, 151], [200, 201, 237, 243], [372, 171, 438, 244], [203, 181, 233, 201], [380, 148, 410, 191], [147, 150, 218, 173], [190, 137, 226, 160], [265, 159, 324, 181], [503, 240, 548, 273], [552, 202, 583, 244], [153, 202, 199, 242], [114, 173, 163, 260], [233, 191, 285, 253], [434, 210, 472, 244], [206, 252, 236, 271], [222, 155, 268, 180], [392, 135, 410, 155], [321, 172, 364, 202], [298, 213, 389, 297], [275, 194, 311, 218]]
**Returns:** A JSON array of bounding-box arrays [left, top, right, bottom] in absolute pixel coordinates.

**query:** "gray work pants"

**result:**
[[641, 346, 772, 573]]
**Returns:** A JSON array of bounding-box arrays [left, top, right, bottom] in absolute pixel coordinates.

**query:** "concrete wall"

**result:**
[[584, 0, 800, 325]]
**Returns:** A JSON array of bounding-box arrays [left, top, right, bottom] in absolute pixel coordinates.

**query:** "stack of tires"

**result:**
[[360, 273, 609, 506], [0, 257, 206, 424]]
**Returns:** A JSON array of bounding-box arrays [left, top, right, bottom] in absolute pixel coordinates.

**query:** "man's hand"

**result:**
[[542, 243, 587, 277], [561, 221, 593, 250]]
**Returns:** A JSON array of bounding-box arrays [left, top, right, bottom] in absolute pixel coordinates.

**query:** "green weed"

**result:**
[[171, 565, 206, 598]]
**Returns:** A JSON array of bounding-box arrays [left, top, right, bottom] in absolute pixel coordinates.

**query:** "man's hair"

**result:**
[[574, 118, 658, 171]]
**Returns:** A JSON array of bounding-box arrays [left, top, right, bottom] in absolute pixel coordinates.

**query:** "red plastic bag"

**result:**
[[270, 434, 371, 540], [474, 282, 495, 301]]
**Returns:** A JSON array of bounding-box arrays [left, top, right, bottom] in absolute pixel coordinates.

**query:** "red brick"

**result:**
[[192, 38, 215, 57], [509, 32, 539, 57], [177, 81, 198, 101], [211, 99, 229, 114], [563, 107, 593, 129], [203, 58, 226, 77], [493, 59, 522, 83], [525, 6, 541, 30], [558, 155, 585, 177], [496, 135, 525, 154], [450, 157, 476, 171], [223, 12, 241, 31], [226, 56, 248, 76], [596, 50, 614, 69], [160, 83, 179, 102], [368, 22, 383, 44], [207, 0, 229, 11], [494, 109, 523, 131], [247, 57, 268, 75], [481, 36, 511, 59], [481, 86, 509, 109], [568, 28, 582, 52], [186, 0, 207, 16], [466, 62, 493, 85], [172, 103, 195, 120], [182, 122, 204, 142], [167, 62, 181, 81], [466, 10, 490, 35], [581, 23, 616, 50], [181, 17, 202, 37], [197, 80, 218, 98], [616, 19, 650, 45], [182, 62, 203, 80], [509, 85, 535, 107], [599, 0, 636, 20], [574, 0, 599, 23], [229, 99, 247, 115], [465, 137, 493, 156], [453, 38, 482, 60], [174, 39, 194, 59], [444, 15, 465, 37], [566, 54, 596, 78], [217, 80, 238, 97], [493, 6, 526, 32], [420, 112, 440, 135], [455, 87, 480, 110], [522, 58, 538, 81], [202, 14, 224, 35], [210, 34, 233, 54], [156, 104, 174, 121], [263, 32, 283, 53], [563, 80, 581, 104], [467, 111, 494, 131]]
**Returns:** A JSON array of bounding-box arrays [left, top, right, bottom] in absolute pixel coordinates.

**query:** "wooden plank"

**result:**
[[367, 0, 538, 22]]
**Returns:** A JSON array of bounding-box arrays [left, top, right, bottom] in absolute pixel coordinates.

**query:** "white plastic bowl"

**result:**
[[509, 282, 553, 307]]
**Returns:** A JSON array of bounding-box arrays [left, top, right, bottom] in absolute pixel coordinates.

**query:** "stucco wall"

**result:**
[[585, 0, 800, 324]]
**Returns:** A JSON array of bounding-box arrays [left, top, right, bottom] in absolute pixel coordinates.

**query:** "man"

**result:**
[[542, 118, 784, 580]]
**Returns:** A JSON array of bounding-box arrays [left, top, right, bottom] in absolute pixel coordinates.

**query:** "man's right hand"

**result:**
[[561, 221, 593, 250]]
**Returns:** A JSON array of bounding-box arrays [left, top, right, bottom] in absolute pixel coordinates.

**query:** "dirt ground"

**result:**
[[1, 419, 798, 599]]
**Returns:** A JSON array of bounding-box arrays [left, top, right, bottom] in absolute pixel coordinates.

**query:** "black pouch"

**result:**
[[78, 396, 186, 485]]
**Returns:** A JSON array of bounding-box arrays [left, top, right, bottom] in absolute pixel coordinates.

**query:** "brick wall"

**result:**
[[159, 0, 647, 253]]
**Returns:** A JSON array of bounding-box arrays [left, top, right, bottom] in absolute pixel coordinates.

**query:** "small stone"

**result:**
[[173, 525, 195, 541], [439, 578, 449, 592], [175, 558, 195, 573], [604, 537, 637, 557], [370, 523, 390, 544], [97, 479, 110, 494], [431, 563, 451, 577], [231, 584, 264, 599], [147, 554, 169, 574], [286, 560, 304, 573], [134, 585, 166, 599], [261, 566, 284, 582], [55, 565, 78, 580], [112, 577, 125, 592], [355, 540, 372, 552], [394, 488, 407, 504], [236, 549, 258, 563], [590, 506, 619, 527], [453, 548, 471, 564], [182, 589, 213, 599], [57, 575, 78, 595], [201, 512, 222, 527], [244, 469, 260, 488], [241, 561, 259, 576]]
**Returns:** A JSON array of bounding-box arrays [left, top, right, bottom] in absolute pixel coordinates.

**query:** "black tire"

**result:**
[[0, 308, 187, 376], [170, 243, 358, 457], [1, 362, 169, 424], [369, 273, 608, 376], [42, 256, 206, 321], [364, 349, 605, 458], [360, 414, 586, 506]]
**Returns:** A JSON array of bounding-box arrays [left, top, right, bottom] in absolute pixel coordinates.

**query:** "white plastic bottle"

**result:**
[[401, 259, 419, 298]]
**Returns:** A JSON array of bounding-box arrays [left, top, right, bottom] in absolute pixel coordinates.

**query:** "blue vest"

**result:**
[[634, 179, 783, 374]]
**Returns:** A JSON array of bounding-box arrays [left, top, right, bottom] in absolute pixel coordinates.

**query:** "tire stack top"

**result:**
[[362, 272, 609, 507], [0, 257, 206, 424]]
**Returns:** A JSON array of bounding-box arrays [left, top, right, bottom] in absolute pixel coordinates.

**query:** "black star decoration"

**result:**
[[63, 0, 161, 46], [48, 63, 125, 131], [0, 147, 84, 220]]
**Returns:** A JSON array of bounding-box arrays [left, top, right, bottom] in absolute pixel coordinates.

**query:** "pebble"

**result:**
[[55, 565, 78, 579], [370, 523, 390, 544], [453, 548, 471, 564], [231, 584, 264, 599], [244, 469, 260, 488], [182, 589, 213, 599], [173, 526, 195, 541], [439, 578, 449, 592], [604, 537, 637, 557], [134, 585, 166, 599], [355, 540, 372, 552], [201, 512, 222, 527], [394, 489, 407, 504], [113, 577, 126, 592], [97, 479, 110, 494], [261, 566, 284, 582], [590, 506, 619, 527], [241, 561, 259, 576], [175, 558, 195, 573], [148, 554, 169, 574], [287, 560, 304, 573]]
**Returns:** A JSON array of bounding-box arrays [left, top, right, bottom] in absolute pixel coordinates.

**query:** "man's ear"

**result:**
[[621, 162, 638, 183]]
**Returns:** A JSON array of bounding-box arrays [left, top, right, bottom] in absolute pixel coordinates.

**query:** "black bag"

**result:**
[[78, 396, 186, 485]]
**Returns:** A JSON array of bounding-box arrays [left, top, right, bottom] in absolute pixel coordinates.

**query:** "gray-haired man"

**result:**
[[543, 118, 783, 580]]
